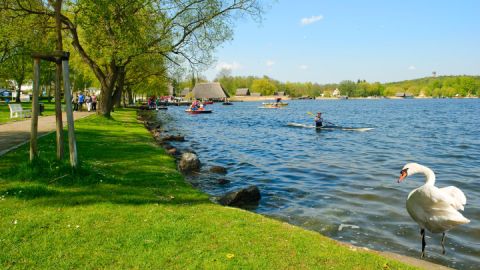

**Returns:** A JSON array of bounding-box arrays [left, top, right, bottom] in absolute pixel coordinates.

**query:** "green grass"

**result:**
[[0, 102, 57, 124], [0, 109, 418, 269]]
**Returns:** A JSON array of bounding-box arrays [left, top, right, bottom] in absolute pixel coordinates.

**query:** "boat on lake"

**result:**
[[262, 102, 288, 107], [185, 109, 213, 114]]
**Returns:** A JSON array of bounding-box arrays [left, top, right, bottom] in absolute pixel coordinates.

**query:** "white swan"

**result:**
[[398, 163, 470, 258]]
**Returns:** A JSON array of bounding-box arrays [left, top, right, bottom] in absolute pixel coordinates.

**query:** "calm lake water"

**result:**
[[160, 99, 480, 269]]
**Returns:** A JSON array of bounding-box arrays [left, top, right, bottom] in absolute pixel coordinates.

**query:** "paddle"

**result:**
[[306, 111, 335, 126]]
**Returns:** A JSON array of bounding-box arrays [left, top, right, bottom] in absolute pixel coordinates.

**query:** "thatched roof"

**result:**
[[179, 88, 190, 97], [235, 88, 250, 96], [251, 92, 262, 97], [275, 91, 285, 96], [191, 83, 229, 99]]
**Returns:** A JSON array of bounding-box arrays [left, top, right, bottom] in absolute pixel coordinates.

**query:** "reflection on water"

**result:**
[[161, 99, 480, 269]]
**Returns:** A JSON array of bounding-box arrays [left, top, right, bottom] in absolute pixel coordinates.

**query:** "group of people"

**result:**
[[72, 92, 97, 112], [189, 100, 205, 111]]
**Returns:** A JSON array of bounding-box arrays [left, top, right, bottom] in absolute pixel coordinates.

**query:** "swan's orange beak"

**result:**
[[398, 170, 408, 183]]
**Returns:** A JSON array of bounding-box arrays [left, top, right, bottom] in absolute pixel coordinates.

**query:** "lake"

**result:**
[[160, 99, 480, 269]]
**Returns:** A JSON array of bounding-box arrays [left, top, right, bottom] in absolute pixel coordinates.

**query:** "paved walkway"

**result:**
[[0, 112, 92, 156]]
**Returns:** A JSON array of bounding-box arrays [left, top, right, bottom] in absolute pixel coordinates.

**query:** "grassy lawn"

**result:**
[[0, 102, 57, 124], [0, 109, 418, 269]]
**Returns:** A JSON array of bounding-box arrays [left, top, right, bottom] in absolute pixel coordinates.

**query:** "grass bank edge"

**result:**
[[0, 109, 418, 269]]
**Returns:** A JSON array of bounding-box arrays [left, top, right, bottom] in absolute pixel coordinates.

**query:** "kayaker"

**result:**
[[314, 112, 323, 128]]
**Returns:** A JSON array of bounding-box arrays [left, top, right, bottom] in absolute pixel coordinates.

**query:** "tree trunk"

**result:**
[[15, 84, 22, 103], [127, 88, 134, 105], [112, 67, 125, 108]]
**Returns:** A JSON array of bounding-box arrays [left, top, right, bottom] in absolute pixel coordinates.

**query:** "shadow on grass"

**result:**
[[0, 110, 210, 207]]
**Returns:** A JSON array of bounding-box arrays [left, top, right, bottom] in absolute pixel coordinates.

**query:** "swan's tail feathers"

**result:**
[[429, 212, 470, 233], [440, 186, 467, 211]]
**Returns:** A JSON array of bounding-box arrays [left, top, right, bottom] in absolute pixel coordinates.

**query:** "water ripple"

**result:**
[[162, 99, 480, 269]]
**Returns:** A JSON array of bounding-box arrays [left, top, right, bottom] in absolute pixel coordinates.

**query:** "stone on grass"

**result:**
[[167, 148, 178, 155], [162, 135, 185, 142], [178, 152, 200, 172], [218, 185, 261, 208]]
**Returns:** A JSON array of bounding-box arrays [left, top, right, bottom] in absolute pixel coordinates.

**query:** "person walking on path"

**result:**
[[78, 92, 85, 112], [85, 94, 92, 112], [72, 94, 79, 111], [91, 94, 97, 112]]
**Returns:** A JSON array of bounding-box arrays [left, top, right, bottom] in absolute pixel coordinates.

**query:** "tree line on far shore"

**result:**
[[209, 73, 480, 98]]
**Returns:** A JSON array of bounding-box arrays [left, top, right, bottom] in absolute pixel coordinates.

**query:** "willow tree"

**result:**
[[4, 0, 263, 117]]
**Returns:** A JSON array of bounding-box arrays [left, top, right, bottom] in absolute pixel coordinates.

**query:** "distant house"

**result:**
[[275, 91, 285, 96], [179, 88, 190, 97], [235, 88, 250, 96], [396, 92, 414, 98], [191, 82, 229, 100], [332, 88, 341, 97], [250, 92, 262, 97]]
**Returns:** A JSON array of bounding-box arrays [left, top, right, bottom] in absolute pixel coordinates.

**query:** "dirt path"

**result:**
[[0, 112, 92, 156]]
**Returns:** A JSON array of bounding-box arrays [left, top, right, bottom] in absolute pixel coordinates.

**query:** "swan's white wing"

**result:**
[[439, 186, 467, 211], [407, 186, 470, 233]]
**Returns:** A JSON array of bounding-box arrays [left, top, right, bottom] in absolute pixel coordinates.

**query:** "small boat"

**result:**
[[203, 101, 214, 105], [185, 109, 213, 114], [287, 122, 373, 132], [262, 102, 288, 107], [222, 102, 233, 105]]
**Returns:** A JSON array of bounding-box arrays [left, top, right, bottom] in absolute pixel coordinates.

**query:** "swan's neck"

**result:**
[[416, 165, 436, 186]]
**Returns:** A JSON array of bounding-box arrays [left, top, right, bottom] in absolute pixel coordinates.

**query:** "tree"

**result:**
[[3, 0, 263, 117], [0, 4, 53, 102], [251, 78, 276, 95], [338, 80, 356, 97]]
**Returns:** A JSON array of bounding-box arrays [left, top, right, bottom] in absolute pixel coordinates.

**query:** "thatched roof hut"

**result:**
[[192, 82, 229, 100], [275, 91, 285, 96], [235, 88, 250, 96], [250, 92, 262, 97]]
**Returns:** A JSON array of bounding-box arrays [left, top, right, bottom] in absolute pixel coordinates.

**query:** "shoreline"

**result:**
[[230, 95, 478, 102], [144, 109, 453, 270]]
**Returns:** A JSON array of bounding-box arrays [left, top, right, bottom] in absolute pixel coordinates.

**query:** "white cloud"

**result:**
[[408, 65, 416, 70], [266, 60, 275, 67], [300, 15, 323, 26], [299, 64, 308, 70], [216, 61, 242, 71]]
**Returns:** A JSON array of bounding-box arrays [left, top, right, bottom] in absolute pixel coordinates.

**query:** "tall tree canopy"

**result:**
[[1, 0, 263, 116]]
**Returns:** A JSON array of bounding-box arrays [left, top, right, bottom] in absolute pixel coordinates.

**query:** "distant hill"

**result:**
[[383, 75, 480, 97]]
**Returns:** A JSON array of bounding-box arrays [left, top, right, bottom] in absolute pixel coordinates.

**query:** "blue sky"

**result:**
[[203, 0, 480, 84]]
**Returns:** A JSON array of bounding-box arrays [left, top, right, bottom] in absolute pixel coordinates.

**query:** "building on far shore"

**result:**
[[191, 82, 229, 100], [274, 91, 285, 96], [332, 88, 340, 97], [235, 88, 250, 96], [250, 92, 262, 97], [395, 92, 414, 98]]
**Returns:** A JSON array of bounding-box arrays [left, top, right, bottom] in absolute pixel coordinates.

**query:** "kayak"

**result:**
[[262, 102, 288, 107], [185, 109, 213, 114], [222, 102, 233, 105], [203, 101, 214, 105], [287, 122, 373, 132], [259, 104, 286, 109]]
